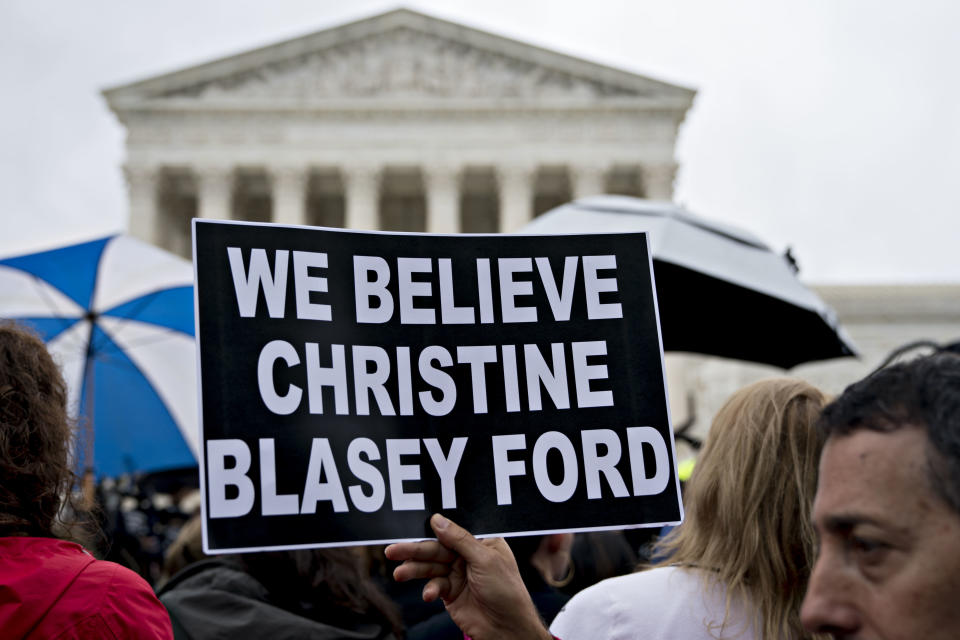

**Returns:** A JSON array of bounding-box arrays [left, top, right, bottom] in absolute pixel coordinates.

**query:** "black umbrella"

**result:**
[[520, 196, 857, 369]]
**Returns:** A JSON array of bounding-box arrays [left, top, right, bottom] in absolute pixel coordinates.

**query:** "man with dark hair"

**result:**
[[801, 352, 960, 638]]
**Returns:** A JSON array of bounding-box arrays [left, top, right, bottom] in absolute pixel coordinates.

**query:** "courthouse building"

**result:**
[[104, 8, 960, 450], [104, 8, 695, 258]]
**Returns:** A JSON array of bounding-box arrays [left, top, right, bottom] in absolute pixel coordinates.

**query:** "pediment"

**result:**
[[162, 27, 645, 101], [104, 9, 695, 108]]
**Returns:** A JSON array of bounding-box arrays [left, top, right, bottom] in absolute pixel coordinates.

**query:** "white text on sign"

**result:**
[[206, 427, 669, 518]]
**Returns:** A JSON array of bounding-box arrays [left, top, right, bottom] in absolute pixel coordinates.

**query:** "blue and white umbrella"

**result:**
[[0, 235, 198, 476]]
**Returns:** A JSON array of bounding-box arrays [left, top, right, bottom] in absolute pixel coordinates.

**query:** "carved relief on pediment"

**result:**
[[161, 27, 645, 101]]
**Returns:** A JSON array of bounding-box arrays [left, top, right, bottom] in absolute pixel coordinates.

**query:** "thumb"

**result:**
[[430, 513, 487, 564]]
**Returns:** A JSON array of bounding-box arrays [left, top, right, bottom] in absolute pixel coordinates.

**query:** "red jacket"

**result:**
[[0, 536, 173, 639]]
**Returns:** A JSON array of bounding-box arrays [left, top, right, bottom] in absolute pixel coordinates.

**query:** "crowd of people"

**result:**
[[2, 318, 959, 639]]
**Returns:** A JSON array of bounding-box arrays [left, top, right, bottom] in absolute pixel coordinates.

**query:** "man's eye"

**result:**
[[852, 537, 873, 550], [850, 536, 888, 563]]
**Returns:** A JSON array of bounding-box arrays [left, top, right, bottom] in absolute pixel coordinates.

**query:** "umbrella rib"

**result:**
[[89, 290, 165, 353], [102, 289, 160, 325], [93, 350, 147, 375], [94, 322, 189, 355], [98, 290, 190, 345], [56, 329, 94, 362], [15, 273, 83, 332], [576, 204, 770, 251]]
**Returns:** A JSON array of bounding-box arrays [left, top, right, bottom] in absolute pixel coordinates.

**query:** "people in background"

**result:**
[[387, 378, 828, 640], [0, 322, 173, 639], [159, 515, 404, 639]]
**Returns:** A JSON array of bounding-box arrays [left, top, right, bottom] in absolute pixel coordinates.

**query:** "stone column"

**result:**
[[343, 164, 381, 230], [496, 164, 536, 232], [270, 165, 310, 226], [124, 165, 161, 245], [425, 165, 462, 234], [570, 163, 608, 201], [196, 166, 234, 220], [642, 162, 678, 201]]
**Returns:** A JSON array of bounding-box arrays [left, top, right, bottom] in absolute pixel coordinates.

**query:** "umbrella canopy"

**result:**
[[520, 196, 857, 368], [0, 235, 198, 476]]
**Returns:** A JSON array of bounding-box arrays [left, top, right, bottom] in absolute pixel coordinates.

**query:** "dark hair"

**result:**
[[0, 322, 83, 538], [817, 352, 960, 514], [161, 518, 403, 636], [240, 548, 404, 638]]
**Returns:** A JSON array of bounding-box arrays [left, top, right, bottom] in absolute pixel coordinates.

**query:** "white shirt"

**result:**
[[549, 566, 756, 640]]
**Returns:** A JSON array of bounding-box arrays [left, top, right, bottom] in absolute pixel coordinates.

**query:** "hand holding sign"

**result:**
[[387, 513, 552, 640]]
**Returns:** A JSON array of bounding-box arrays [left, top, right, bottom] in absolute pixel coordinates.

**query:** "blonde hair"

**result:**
[[654, 379, 827, 639]]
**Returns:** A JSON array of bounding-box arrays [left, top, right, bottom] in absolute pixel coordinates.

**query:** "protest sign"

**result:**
[[194, 219, 682, 553]]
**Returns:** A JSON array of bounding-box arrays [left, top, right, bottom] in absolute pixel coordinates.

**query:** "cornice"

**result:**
[[102, 8, 695, 109], [109, 96, 693, 117], [813, 284, 960, 323]]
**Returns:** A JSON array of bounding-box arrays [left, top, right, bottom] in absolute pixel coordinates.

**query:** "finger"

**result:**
[[385, 541, 457, 563], [393, 560, 453, 582], [483, 537, 521, 569], [422, 575, 452, 603], [429, 513, 488, 564]]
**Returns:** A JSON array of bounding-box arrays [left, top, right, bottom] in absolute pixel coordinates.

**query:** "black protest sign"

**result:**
[[194, 220, 682, 553]]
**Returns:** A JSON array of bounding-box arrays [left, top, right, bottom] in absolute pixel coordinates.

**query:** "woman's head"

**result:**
[[656, 378, 827, 638], [0, 322, 75, 537]]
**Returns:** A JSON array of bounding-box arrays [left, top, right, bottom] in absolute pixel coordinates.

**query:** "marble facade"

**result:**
[[105, 8, 695, 258]]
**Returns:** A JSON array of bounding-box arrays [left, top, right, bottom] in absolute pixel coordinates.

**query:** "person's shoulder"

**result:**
[[0, 536, 94, 569], [159, 558, 266, 603], [78, 557, 173, 640], [0, 539, 173, 640], [567, 565, 695, 605], [77, 555, 152, 593], [549, 566, 717, 640], [549, 571, 651, 638]]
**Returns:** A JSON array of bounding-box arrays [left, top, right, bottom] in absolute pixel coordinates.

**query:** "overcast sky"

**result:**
[[1, 0, 957, 284]]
